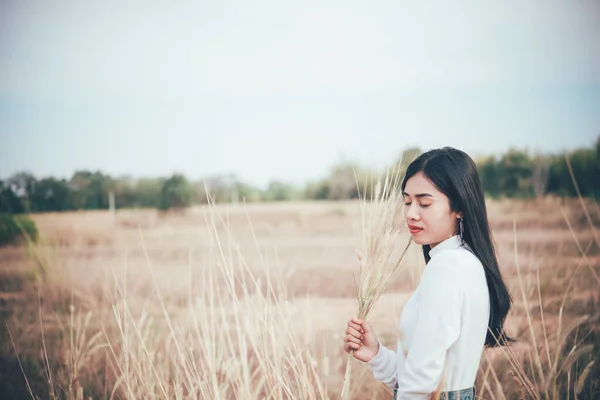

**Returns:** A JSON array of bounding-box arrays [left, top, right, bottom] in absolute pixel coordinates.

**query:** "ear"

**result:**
[[456, 212, 463, 219]]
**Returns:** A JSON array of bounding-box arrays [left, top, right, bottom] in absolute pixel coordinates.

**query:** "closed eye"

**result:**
[[405, 202, 430, 208]]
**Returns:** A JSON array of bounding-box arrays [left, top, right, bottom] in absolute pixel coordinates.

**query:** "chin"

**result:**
[[410, 235, 430, 246]]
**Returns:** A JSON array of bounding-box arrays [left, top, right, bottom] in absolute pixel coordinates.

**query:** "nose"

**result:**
[[405, 203, 420, 221]]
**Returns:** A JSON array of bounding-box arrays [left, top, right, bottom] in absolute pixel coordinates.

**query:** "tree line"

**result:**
[[1, 138, 599, 213]]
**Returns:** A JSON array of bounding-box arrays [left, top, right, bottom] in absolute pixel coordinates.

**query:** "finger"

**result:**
[[345, 326, 363, 339], [346, 324, 363, 336], [347, 321, 365, 334], [344, 334, 362, 344], [355, 319, 373, 334], [343, 343, 355, 354], [347, 342, 360, 351], [364, 324, 376, 336], [345, 335, 361, 345]]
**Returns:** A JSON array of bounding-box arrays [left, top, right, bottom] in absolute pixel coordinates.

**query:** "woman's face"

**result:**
[[403, 171, 462, 248]]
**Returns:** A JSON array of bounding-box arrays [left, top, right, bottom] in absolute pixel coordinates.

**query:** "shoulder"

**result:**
[[429, 247, 482, 273], [421, 247, 482, 289], [416, 251, 467, 306]]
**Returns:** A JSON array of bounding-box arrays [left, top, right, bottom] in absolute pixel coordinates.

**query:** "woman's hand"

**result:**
[[343, 316, 379, 362]]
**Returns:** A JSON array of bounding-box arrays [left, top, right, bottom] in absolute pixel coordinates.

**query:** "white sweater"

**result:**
[[366, 235, 490, 399]]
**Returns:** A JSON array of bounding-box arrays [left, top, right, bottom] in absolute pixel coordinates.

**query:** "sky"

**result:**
[[1, 0, 599, 188]]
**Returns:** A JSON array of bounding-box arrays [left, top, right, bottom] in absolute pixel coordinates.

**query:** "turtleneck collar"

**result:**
[[428, 235, 465, 259]]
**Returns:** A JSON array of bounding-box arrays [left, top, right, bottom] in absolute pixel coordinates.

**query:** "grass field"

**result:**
[[1, 197, 599, 399]]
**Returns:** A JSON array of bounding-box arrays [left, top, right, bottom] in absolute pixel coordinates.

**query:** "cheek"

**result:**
[[421, 208, 452, 229]]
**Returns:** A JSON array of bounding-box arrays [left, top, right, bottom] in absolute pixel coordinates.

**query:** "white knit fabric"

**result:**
[[366, 235, 490, 399]]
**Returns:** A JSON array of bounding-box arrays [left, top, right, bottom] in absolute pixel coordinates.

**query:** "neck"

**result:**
[[429, 234, 457, 249]]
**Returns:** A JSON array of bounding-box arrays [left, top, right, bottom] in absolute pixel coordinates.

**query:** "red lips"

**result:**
[[408, 224, 423, 234]]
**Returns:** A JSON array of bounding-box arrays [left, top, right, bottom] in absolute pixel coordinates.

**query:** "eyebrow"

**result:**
[[402, 192, 433, 198]]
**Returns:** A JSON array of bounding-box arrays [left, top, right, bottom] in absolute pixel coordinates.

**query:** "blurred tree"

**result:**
[[547, 143, 600, 197], [397, 147, 422, 168], [264, 180, 297, 201], [8, 171, 36, 197], [158, 174, 192, 210], [547, 155, 571, 196], [235, 182, 263, 202], [8, 171, 37, 212], [135, 178, 162, 208], [111, 176, 137, 209], [0, 214, 39, 246], [87, 172, 113, 209], [29, 178, 72, 212], [202, 174, 238, 203], [2, 137, 599, 212], [567, 148, 600, 197], [69, 171, 113, 209], [197, 174, 264, 203], [595, 135, 600, 164], [69, 171, 92, 209], [353, 171, 379, 200], [496, 149, 533, 197], [304, 180, 330, 200], [531, 155, 551, 198], [328, 163, 358, 200], [0, 180, 25, 213], [476, 156, 501, 197]]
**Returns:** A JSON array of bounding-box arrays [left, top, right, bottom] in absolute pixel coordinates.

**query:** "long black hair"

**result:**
[[401, 147, 513, 348]]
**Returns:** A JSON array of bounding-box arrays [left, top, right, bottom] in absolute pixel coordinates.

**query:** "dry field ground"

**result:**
[[0, 198, 599, 399]]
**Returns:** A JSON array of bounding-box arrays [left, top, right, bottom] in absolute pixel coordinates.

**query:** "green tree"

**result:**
[[158, 174, 192, 210], [476, 156, 500, 197], [69, 171, 91, 209], [134, 178, 162, 208], [111, 177, 137, 209], [0, 180, 25, 213], [567, 149, 600, 197], [595, 135, 600, 164], [69, 171, 113, 209], [87, 172, 113, 209], [496, 149, 534, 197], [304, 180, 330, 200], [235, 182, 263, 202], [0, 214, 39, 246], [264, 180, 297, 201], [8, 172, 37, 212], [547, 155, 571, 196], [29, 178, 72, 212], [547, 146, 600, 198]]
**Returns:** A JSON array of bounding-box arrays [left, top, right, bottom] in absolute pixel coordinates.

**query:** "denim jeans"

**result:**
[[392, 386, 476, 400]]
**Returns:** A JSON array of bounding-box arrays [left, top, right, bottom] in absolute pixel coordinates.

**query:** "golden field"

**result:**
[[0, 198, 599, 399]]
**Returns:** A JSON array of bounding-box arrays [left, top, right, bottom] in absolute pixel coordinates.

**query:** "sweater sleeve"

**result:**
[[395, 257, 463, 400], [366, 340, 399, 389]]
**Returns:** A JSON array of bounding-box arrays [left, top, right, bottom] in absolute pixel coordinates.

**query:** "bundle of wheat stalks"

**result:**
[[341, 170, 412, 399]]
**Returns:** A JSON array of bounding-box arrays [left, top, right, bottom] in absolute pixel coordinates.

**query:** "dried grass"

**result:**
[[341, 170, 411, 399], [1, 194, 598, 399]]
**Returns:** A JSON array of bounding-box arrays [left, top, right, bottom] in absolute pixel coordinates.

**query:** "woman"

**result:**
[[343, 147, 513, 400]]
